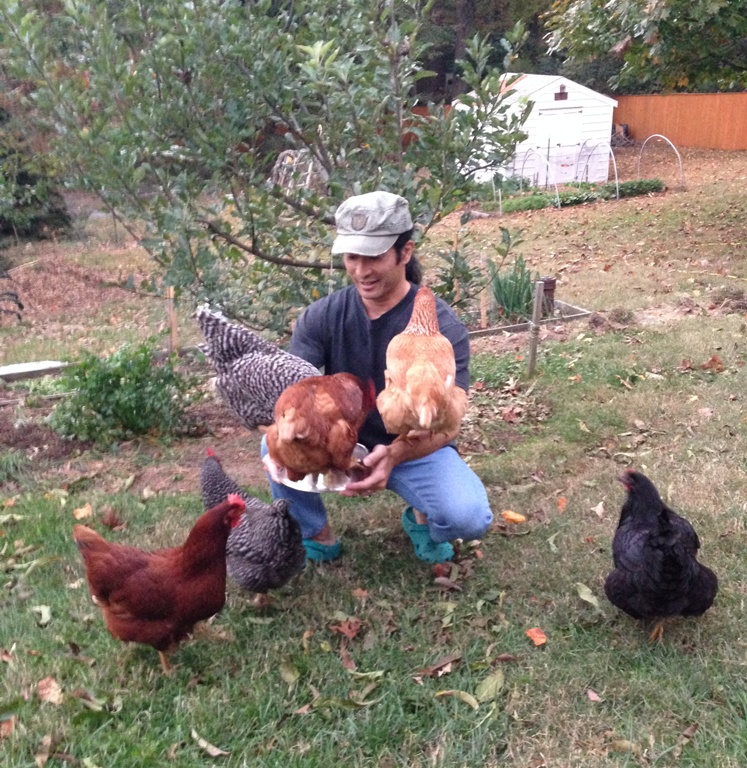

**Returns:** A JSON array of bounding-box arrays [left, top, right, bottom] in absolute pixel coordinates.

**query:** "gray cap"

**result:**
[[332, 191, 413, 257]]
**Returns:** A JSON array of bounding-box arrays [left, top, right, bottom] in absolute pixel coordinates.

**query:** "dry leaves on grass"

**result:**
[[525, 627, 547, 646], [37, 676, 63, 705]]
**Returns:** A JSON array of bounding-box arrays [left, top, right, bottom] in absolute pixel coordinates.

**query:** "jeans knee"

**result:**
[[430, 504, 493, 543]]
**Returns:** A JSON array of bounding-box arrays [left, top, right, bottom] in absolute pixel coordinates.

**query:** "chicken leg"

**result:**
[[648, 619, 666, 643], [159, 651, 173, 675]]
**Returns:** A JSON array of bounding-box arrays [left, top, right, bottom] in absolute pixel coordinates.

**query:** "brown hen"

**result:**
[[377, 285, 468, 440], [265, 372, 375, 482], [73, 494, 245, 673]]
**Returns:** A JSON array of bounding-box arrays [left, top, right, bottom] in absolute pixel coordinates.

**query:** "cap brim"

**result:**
[[331, 233, 399, 257]]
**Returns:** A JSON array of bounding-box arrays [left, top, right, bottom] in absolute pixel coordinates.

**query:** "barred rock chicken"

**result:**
[[73, 494, 246, 673], [604, 470, 718, 642], [195, 306, 319, 430], [266, 372, 375, 484], [376, 285, 468, 441], [200, 448, 305, 606]]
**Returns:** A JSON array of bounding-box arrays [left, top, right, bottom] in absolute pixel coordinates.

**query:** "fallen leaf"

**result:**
[[501, 510, 527, 524], [0, 716, 16, 738], [72, 503, 93, 520], [190, 729, 230, 757], [700, 354, 724, 372], [338, 642, 356, 671], [279, 658, 300, 686], [99, 506, 125, 530], [475, 668, 504, 702], [493, 653, 519, 663], [31, 605, 52, 627], [121, 474, 136, 492], [35, 733, 52, 767], [575, 583, 603, 613], [417, 652, 462, 678], [37, 677, 63, 705], [525, 627, 547, 646], [434, 689, 479, 710], [329, 617, 362, 640], [432, 563, 451, 578], [547, 531, 560, 553], [557, 497, 568, 513], [350, 588, 369, 600], [590, 501, 605, 519], [609, 739, 638, 754], [578, 420, 591, 433], [672, 722, 699, 759], [433, 576, 462, 591], [586, 688, 603, 702]]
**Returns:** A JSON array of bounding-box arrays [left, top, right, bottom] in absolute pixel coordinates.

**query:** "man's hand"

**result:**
[[340, 444, 394, 497]]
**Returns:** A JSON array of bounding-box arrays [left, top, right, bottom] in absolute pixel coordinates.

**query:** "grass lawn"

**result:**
[[1, 145, 747, 766]]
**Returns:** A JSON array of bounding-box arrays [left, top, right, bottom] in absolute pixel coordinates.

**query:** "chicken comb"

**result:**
[[226, 493, 246, 510]]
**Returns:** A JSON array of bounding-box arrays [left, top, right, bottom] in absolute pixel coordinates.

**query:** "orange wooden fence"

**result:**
[[613, 93, 747, 150]]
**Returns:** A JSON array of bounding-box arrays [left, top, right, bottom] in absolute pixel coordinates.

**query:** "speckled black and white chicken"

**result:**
[[195, 306, 319, 430], [199, 448, 305, 606]]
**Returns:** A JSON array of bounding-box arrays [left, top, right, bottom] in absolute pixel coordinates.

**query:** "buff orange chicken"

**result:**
[[377, 285, 468, 441]]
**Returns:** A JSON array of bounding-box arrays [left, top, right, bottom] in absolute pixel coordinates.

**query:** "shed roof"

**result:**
[[500, 74, 618, 107]]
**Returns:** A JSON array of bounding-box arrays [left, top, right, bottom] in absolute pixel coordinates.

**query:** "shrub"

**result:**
[[48, 342, 196, 445]]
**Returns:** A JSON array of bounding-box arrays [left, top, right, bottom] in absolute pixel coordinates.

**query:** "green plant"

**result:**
[[602, 178, 666, 197], [482, 228, 535, 323], [48, 341, 197, 445]]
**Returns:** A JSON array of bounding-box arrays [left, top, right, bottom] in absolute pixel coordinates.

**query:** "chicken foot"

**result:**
[[158, 651, 173, 675], [648, 619, 667, 643]]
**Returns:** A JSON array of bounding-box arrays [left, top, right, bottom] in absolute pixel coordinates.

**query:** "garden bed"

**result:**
[[467, 299, 592, 338]]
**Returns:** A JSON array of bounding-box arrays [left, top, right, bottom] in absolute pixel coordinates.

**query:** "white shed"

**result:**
[[470, 74, 618, 186]]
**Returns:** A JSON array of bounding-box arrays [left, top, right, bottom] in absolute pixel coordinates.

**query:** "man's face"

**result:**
[[343, 242, 412, 303]]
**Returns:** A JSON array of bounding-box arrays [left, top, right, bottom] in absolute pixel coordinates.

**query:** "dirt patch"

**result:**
[[0, 405, 89, 461], [0, 393, 268, 495]]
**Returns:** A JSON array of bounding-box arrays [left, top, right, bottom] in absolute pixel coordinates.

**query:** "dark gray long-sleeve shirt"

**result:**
[[289, 283, 470, 450]]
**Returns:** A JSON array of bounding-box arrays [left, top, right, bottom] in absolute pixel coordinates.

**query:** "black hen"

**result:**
[[195, 306, 319, 430], [199, 448, 305, 605], [604, 469, 718, 641]]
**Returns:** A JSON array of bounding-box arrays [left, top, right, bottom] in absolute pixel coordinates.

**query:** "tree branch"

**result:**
[[198, 218, 343, 270]]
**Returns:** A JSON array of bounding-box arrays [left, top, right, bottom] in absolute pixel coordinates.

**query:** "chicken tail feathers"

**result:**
[[73, 524, 106, 553]]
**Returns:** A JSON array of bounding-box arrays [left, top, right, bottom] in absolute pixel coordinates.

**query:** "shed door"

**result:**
[[533, 107, 583, 185]]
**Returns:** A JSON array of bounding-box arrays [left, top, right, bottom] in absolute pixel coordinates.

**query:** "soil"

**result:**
[[1, 144, 744, 496]]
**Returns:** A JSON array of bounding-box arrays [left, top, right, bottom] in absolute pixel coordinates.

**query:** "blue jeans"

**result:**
[[260, 436, 493, 543]]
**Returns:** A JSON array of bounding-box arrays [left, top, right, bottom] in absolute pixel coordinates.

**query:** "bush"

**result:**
[[48, 342, 196, 445]]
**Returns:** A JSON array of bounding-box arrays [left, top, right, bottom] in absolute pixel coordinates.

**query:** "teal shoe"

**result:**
[[303, 538, 342, 562], [401, 507, 454, 563]]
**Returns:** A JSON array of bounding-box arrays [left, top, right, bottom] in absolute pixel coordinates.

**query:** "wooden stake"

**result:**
[[527, 281, 545, 377], [167, 286, 178, 355], [452, 232, 460, 304]]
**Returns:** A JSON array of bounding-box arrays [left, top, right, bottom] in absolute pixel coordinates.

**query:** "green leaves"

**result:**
[[546, 0, 747, 92], [0, 0, 528, 328], [48, 340, 197, 445]]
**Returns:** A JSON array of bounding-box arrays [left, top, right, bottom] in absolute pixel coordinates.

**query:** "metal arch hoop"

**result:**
[[518, 148, 561, 209], [574, 140, 620, 199], [637, 134, 686, 189]]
